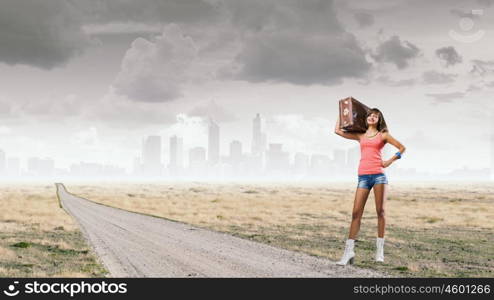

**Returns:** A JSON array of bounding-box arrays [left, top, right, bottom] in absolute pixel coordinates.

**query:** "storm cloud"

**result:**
[[371, 35, 421, 69], [231, 32, 371, 85], [0, 0, 90, 69], [435, 46, 463, 67], [224, 0, 372, 85], [470, 59, 494, 76], [0, 0, 492, 174], [74, 0, 220, 26], [109, 0, 374, 100], [112, 25, 198, 102], [0, 0, 218, 70], [354, 11, 375, 28]]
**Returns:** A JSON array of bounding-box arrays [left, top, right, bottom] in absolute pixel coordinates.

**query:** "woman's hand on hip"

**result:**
[[382, 160, 392, 168]]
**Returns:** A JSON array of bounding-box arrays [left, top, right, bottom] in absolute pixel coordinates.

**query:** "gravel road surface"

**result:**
[[56, 183, 389, 278]]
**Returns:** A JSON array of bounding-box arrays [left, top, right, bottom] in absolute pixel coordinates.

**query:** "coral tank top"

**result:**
[[358, 131, 385, 175]]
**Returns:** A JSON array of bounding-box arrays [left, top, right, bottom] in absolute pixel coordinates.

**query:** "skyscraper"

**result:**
[[28, 157, 40, 175], [142, 135, 162, 176], [189, 147, 207, 176], [189, 147, 206, 165], [310, 154, 331, 177], [228, 140, 242, 177], [346, 146, 360, 172], [208, 119, 220, 164], [6, 157, 20, 177], [132, 156, 141, 175], [265, 143, 289, 173], [28, 157, 54, 176], [261, 132, 267, 152], [293, 152, 309, 174], [169, 135, 184, 173], [252, 113, 263, 155], [229, 140, 242, 163], [333, 149, 346, 171]]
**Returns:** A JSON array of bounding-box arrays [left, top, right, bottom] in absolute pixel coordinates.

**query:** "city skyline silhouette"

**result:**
[[0, 0, 492, 181], [0, 112, 490, 181]]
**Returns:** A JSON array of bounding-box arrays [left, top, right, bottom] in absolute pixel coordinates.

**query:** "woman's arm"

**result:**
[[382, 132, 406, 167], [334, 114, 360, 141]]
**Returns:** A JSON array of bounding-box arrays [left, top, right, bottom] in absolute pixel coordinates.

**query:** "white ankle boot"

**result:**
[[375, 237, 385, 262], [336, 239, 355, 266]]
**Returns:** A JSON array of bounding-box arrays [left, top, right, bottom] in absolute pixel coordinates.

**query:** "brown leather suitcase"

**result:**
[[339, 96, 371, 132]]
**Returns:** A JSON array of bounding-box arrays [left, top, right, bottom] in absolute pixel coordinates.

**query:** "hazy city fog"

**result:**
[[0, 0, 492, 181]]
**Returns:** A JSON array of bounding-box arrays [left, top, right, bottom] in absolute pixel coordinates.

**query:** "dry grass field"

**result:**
[[0, 183, 107, 277], [67, 180, 494, 278], [2, 181, 492, 278]]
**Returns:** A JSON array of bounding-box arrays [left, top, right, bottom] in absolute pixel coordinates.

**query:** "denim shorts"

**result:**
[[357, 173, 388, 190]]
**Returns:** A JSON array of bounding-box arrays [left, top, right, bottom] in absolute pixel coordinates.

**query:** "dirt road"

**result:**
[[56, 183, 389, 278]]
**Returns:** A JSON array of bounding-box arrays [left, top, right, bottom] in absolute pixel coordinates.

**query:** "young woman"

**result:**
[[333, 108, 406, 265]]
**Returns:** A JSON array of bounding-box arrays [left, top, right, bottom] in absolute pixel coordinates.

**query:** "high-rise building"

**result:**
[[229, 140, 242, 163], [189, 146, 207, 177], [347, 146, 360, 172], [333, 149, 346, 171], [293, 152, 309, 174], [310, 154, 331, 176], [228, 140, 243, 177], [169, 135, 184, 172], [28, 157, 55, 176], [261, 132, 267, 152], [142, 135, 162, 176], [132, 156, 141, 175], [265, 143, 290, 172], [189, 147, 206, 166], [28, 157, 40, 176], [252, 113, 266, 155], [40, 158, 55, 176], [6, 157, 20, 177], [208, 119, 220, 164]]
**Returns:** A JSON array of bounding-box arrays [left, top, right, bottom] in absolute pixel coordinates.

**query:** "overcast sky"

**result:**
[[0, 0, 493, 173]]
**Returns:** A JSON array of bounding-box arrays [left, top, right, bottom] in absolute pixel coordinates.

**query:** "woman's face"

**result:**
[[367, 113, 379, 126]]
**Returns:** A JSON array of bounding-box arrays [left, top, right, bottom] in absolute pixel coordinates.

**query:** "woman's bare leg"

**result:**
[[373, 183, 387, 238], [348, 187, 371, 239]]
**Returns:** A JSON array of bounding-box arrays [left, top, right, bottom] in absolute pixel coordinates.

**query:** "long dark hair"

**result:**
[[365, 108, 388, 133]]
